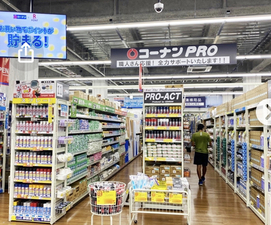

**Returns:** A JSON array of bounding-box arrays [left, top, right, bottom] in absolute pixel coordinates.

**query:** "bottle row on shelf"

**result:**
[[145, 130, 182, 139], [13, 200, 51, 221], [16, 106, 50, 118], [16, 136, 53, 148], [15, 168, 52, 181], [145, 118, 181, 127], [68, 119, 101, 132], [16, 121, 54, 133], [145, 106, 182, 114], [15, 152, 52, 165], [14, 184, 52, 198]]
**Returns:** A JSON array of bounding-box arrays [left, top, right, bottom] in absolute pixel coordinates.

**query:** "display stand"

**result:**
[[142, 88, 184, 178], [69, 96, 127, 187], [0, 106, 6, 193], [8, 98, 70, 224]]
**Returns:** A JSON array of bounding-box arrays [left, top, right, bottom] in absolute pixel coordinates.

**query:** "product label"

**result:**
[[97, 190, 116, 205], [169, 193, 183, 204], [134, 192, 147, 202], [151, 192, 165, 203], [163, 139, 173, 142]]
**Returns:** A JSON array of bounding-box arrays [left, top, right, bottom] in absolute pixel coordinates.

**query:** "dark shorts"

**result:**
[[194, 152, 208, 167]]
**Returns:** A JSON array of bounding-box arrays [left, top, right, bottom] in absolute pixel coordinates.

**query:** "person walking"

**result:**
[[191, 123, 212, 186]]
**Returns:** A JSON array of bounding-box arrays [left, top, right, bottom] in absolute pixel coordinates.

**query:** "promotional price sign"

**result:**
[[97, 191, 116, 205], [144, 88, 183, 104]]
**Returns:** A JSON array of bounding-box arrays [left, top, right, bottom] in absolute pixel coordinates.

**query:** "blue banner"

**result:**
[[123, 97, 143, 108], [185, 96, 206, 108]]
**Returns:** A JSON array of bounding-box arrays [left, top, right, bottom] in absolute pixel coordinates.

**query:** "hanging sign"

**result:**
[[111, 43, 237, 68], [185, 96, 206, 108], [0, 58, 9, 86], [144, 88, 183, 104]]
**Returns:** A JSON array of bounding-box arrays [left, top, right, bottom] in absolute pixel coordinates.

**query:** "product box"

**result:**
[[14, 80, 69, 100], [145, 166, 160, 175], [231, 94, 246, 110], [245, 82, 268, 106], [251, 149, 262, 166], [216, 102, 228, 115], [66, 189, 75, 202], [251, 168, 263, 187], [170, 166, 182, 175], [160, 165, 171, 174], [160, 174, 170, 182]]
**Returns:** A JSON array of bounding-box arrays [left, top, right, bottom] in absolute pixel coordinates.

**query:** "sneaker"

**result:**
[[199, 179, 203, 186], [201, 176, 205, 182]]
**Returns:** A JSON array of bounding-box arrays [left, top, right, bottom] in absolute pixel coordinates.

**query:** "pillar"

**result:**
[[92, 80, 108, 99], [0, 59, 39, 103]]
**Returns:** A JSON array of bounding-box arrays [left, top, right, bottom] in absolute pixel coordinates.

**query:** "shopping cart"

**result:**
[[129, 186, 191, 225], [89, 181, 127, 225]]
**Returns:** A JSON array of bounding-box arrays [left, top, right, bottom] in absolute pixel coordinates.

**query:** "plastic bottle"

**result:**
[[260, 132, 264, 147]]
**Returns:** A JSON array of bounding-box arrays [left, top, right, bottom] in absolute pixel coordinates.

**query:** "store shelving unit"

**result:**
[[143, 88, 184, 177], [9, 97, 70, 224], [0, 106, 6, 193], [203, 117, 216, 168], [69, 96, 127, 188]]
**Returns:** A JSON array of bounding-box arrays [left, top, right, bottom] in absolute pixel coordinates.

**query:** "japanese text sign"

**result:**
[[144, 88, 183, 104], [0, 11, 66, 59], [111, 44, 237, 68], [123, 97, 143, 108], [185, 96, 206, 108]]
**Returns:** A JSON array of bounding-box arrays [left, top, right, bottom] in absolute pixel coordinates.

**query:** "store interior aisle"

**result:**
[[0, 154, 263, 225]]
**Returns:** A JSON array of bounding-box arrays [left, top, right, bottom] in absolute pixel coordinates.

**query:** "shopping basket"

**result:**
[[89, 181, 127, 225]]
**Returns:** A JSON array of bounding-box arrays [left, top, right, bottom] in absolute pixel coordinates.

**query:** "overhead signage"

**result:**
[[0, 58, 9, 86], [123, 97, 143, 108], [111, 44, 237, 68], [144, 88, 183, 104], [185, 96, 206, 108], [0, 11, 66, 59]]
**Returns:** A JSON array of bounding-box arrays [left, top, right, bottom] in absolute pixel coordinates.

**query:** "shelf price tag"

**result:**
[[169, 114, 179, 117], [157, 126, 165, 130], [146, 126, 155, 130], [146, 139, 155, 142], [169, 127, 179, 130], [157, 114, 166, 117], [169, 193, 183, 204], [97, 190, 116, 205], [146, 114, 155, 117], [23, 163, 33, 167], [145, 157, 154, 161], [163, 139, 173, 143], [134, 192, 147, 202], [157, 157, 166, 161], [151, 192, 165, 203]]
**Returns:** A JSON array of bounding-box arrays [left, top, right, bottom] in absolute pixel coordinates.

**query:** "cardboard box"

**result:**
[[66, 190, 75, 202], [145, 166, 160, 175], [170, 166, 182, 175], [245, 83, 268, 106], [160, 165, 171, 174], [70, 90, 84, 99], [165, 84, 183, 88], [160, 174, 170, 182]]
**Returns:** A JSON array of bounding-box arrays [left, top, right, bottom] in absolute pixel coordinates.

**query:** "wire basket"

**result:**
[[89, 181, 126, 216]]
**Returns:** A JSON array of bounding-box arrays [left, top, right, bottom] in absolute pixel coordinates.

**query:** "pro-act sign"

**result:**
[[111, 43, 237, 68], [144, 88, 183, 104]]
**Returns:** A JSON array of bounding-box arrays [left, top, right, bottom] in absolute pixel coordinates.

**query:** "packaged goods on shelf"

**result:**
[[15, 167, 52, 181], [118, 145, 125, 156], [16, 105, 50, 118], [236, 113, 246, 127], [16, 121, 53, 133], [145, 118, 182, 127], [15, 152, 52, 164], [68, 119, 102, 132], [55, 200, 72, 216], [89, 152, 102, 163], [249, 109, 262, 126], [13, 200, 52, 221], [146, 143, 182, 158], [237, 179, 247, 197], [146, 130, 181, 139], [16, 136, 53, 148], [14, 184, 52, 198], [228, 116, 234, 127], [88, 140, 103, 155], [103, 130, 121, 137], [145, 106, 182, 115]]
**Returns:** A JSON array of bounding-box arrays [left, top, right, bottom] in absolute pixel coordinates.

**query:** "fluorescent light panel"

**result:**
[[67, 15, 271, 31]]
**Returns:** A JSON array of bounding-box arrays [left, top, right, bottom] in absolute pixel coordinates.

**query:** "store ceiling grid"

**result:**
[[3, 0, 271, 95]]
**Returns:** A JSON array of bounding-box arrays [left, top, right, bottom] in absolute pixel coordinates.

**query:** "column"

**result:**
[[0, 59, 39, 102]]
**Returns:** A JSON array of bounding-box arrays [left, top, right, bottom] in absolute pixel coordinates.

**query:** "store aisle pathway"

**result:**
[[0, 154, 263, 225]]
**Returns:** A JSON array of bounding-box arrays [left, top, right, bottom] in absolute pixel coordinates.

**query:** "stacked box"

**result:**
[[249, 109, 262, 126], [159, 165, 171, 181], [69, 91, 85, 101], [251, 149, 262, 167], [145, 166, 160, 178], [216, 102, 228, 115], [250, 187, 265, 214], [251, 167, 264, 187], [231, 94, 246, 110], [245, 83, 268, 106], [249, 131, 262, 146], [170, 165, 182, 178]]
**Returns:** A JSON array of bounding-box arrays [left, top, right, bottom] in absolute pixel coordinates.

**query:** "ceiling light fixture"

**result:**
[[67, 14, 271, 31]]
